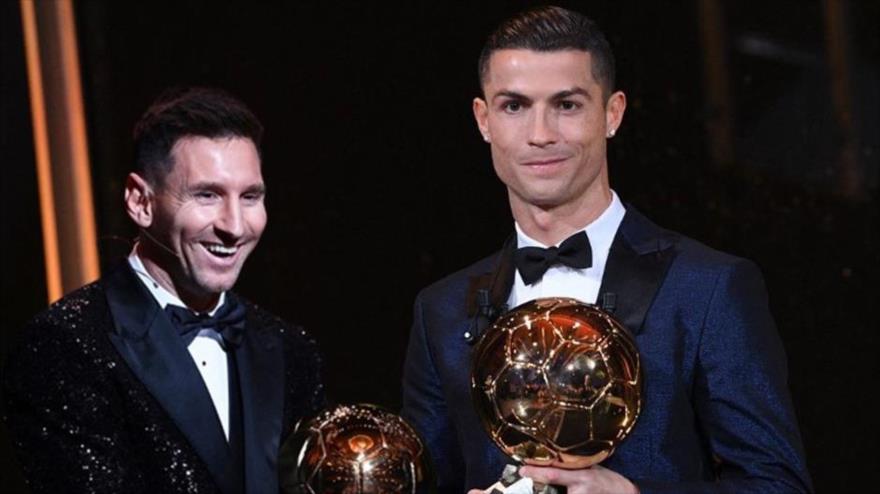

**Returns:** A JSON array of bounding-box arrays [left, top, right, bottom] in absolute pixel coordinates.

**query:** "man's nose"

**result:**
[[216, 199, 245, 239], [528, 110, 558, 147]]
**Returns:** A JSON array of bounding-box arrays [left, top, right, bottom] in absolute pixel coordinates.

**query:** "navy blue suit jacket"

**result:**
[[402, 208, 811, 493]]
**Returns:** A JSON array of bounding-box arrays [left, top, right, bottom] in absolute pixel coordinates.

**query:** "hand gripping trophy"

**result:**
[[471, 298, 643, 494]]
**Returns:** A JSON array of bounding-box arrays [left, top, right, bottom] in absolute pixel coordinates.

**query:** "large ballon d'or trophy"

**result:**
[[279, 403, 434, 494], [471, 298, 643, 494]]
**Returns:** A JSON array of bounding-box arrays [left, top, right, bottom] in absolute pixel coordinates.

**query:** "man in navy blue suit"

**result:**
[[401, 6, 811, 494]]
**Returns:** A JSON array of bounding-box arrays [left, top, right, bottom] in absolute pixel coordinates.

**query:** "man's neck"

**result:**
[[510, 187, 613, 246], [135, 243, 219, 312]]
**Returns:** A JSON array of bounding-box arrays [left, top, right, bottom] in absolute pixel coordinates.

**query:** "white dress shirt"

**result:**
[[508, 190, 626, 308], [128, 252, 232, 440]]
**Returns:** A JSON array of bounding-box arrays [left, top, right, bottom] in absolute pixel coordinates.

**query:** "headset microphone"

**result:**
[[138, 228, 183, 260]]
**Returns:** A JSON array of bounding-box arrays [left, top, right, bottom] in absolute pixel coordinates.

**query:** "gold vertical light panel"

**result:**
[[824, 0, 862, 199], [20, 0, 100, 303], [697, 0, 735, 169]]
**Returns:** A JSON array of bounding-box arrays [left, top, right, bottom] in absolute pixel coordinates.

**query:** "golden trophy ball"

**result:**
[[471, 297, 642, 493], [279, 403, 433, 494]]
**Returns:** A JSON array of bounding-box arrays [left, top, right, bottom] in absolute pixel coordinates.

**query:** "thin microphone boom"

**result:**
[[138, 229, 182, 259]]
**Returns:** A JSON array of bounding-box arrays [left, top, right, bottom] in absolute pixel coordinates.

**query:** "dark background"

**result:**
[[2, 1, 877, 492]]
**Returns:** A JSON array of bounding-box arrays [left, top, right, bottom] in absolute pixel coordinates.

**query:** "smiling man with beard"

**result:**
[[401, 6, 812, 494], [2, 87, 324, 494]]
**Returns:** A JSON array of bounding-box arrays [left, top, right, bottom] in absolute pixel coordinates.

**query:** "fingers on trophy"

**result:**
[[280, 403, 433, 494], [471, 298, 643, 494]]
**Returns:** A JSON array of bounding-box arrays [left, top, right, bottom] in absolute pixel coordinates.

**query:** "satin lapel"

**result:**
[[598, 208, 676, 335], [492, 236, 517, 312], [466, 235, 516, 317], [235, 304, 284, 494], [465, 236, 516, 342], [102, 264, 235, 494]]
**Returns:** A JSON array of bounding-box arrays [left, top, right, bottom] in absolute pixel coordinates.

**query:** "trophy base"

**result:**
[[486, 465, 561, 494]]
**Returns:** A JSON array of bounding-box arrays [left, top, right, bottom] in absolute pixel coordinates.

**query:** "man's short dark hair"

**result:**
[[478, 6, 616, 99], [133, 87, 263, 186]]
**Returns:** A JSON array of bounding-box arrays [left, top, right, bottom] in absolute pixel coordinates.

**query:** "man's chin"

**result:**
[[200, 280, 237, 295], [188, 274, 240, 298], [521, 194, 566, 210], [510, 183, 570, 207]]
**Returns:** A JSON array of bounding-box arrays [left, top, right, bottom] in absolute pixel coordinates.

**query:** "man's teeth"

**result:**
[[205, 244, 237, 256]]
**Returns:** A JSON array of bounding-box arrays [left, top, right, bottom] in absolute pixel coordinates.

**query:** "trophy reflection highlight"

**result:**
[[280, 403, 433, 494], [471, 298, 642, 492]]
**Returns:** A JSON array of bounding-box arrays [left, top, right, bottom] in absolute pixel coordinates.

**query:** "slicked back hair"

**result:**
[[478, 6, 617, 100], [133, 87, 264, 187]]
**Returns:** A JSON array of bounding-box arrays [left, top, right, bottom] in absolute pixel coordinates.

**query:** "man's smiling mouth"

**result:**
[[522, 156, 569, 167], [202, 242, 238, 257]]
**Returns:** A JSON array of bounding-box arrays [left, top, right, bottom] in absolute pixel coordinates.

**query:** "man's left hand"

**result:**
[[517, 464, 639, 494]]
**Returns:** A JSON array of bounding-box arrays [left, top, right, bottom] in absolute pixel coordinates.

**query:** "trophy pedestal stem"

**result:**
[[486, 465, 561, 494]]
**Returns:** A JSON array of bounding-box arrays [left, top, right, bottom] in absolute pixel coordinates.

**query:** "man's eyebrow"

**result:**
[[491, 90, 532, 103], [188, 182, 266, 194], [490, 87, 593, 103], [553, 87, 592, 100], [187, 181, 224, 191], [244, 184, 266, 195]]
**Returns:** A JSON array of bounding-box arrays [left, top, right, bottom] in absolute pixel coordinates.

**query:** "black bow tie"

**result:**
[[514, 231, 592, 285], [164, 297, 246, 348]]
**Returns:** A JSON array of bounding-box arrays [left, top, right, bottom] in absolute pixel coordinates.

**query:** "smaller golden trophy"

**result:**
[[279, 403, 433, 494], [471, 298, 642, 493]]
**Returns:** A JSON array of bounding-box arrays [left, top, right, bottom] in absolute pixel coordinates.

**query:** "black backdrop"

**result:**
[[2, 1, 877, 492]]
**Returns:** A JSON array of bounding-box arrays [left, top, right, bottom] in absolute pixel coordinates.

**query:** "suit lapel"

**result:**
[[102, 263, 237, 494], [465, 235, 516, 341], [597, 207, 676, 334], [236, 307, 284, 494]]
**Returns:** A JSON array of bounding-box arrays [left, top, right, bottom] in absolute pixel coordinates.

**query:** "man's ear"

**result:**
[[605, 90, 627, 138], [473, 97, 491, 143], [124, 172, 154, 228]]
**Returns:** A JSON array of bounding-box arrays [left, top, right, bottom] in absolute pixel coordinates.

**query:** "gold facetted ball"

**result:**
[[280, 404, 432, 494], [471, 297, 642, 469]]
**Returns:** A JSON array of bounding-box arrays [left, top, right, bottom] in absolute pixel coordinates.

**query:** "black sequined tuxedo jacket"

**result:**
[[2, 262, 324, 494]]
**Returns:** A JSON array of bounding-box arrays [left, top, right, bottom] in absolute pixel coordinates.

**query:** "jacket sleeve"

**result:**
[[1, 319, 147, 493], [635, 260, 813, 494], [292, 323, 327, 417], [401, 291, 466, 494]]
